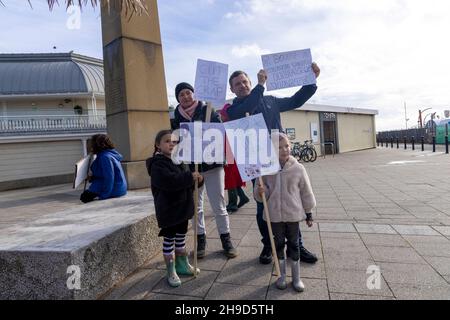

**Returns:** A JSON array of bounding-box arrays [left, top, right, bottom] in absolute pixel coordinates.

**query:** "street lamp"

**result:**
[[419, 108, 432, 128], [423, 112, 435, 128]]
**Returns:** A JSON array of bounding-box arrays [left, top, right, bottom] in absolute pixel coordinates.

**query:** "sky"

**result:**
[[1, 0, 450, 131]]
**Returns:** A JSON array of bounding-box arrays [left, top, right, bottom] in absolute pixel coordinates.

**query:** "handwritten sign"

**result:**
[[261, 49, 316, 91], [174, 122, 226, 164], [223, 114, 280, 182], [194, 59, 228, 107], [73, 154, 94, 189]]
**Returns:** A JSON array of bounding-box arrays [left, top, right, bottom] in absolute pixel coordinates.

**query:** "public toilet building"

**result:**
[[280, 103, 378, 156]]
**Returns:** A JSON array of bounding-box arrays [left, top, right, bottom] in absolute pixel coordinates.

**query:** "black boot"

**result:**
[[236, 187, 250, 208], [226, 189, 238, 213], [220, 233, 238, 258], [259, 246, 273, 264], [197, 234, 206, 259], [300, 246, 318, 264]]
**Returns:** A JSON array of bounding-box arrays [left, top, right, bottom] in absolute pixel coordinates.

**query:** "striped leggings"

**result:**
[[163, 233, 186, 256]]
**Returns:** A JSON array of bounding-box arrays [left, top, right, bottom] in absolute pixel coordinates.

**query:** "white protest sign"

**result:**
[[262, 49, 316, 91], [224, 114, 280, 182], [194, 59, 228, 107], [174, 122, 226, 164], [73, 154, 94, 189]]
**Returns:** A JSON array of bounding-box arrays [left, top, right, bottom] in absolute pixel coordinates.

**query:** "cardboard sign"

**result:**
[[174, 122, 226, 164], [194, 59, 228, 107], [223, 114, 280, 182], [73, 154, 94, 189], [262, 49, 316, 91]]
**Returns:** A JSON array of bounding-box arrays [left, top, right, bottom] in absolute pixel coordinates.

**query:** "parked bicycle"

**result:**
[[291, 140, 318, 163]]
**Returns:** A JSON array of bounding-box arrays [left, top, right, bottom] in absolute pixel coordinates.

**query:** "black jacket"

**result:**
[[171, 100, 223, 173], [227, 84, 317, 131], [146, 154, 202, 229]]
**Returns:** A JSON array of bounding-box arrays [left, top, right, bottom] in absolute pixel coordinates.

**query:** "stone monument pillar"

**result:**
[[101, 0, 170, 189]]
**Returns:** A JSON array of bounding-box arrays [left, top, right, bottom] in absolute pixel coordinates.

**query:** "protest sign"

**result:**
[[73, 154, 94, 189], [194, 59, 228, 107], [174, 122, 226, 164], [262, 48, 316, 91], [223, 114, 280, 182]]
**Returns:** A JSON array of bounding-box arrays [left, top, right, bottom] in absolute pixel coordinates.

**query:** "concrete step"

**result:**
[[0, 192, 161, 300]]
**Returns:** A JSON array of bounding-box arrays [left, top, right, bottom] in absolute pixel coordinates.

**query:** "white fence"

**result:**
[[0, 115, 106, 134]]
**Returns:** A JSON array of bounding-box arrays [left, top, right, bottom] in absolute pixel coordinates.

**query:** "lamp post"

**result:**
[[405, 102, 409, 130], [423, 112, 434, 128], [419, 108, 432, 128]]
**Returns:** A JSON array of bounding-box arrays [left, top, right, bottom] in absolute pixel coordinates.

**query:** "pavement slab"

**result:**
[[388, 283, 450, 300], [392, 225, 441, 236], [318, 223, 356, 233], [354, 224, 397, 234], [266, 278, 329, 300], [326, 269, 394, 297], [359, 234, 411, 247], [380, 262, 449, 286], [367, 246, 427, 264], [205, 283, 268, 300]]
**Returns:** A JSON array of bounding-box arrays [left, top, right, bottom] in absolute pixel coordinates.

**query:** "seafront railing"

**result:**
[[0, 115, 106, 134]]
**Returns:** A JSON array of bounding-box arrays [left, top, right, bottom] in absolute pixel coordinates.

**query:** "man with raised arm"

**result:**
[[225, 63, 320, 264]]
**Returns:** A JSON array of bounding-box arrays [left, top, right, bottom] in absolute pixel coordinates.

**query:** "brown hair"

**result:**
[[229, 70, 250, 87], [153, 129, 173, 156], [90, 134, 115, 154]]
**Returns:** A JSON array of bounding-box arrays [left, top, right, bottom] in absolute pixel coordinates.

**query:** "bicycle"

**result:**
[[291, 140, 317, 163], [301, 140, 318, 162], [291, 141, 304, 162]]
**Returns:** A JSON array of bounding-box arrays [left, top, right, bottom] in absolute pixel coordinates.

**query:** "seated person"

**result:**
[[80, 134, 127, 203]]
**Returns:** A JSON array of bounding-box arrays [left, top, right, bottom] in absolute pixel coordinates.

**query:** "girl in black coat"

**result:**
[[146, 130, 203, 287]]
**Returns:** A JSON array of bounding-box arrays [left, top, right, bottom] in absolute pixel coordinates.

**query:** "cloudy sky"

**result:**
[[1, 0, 450, 131]]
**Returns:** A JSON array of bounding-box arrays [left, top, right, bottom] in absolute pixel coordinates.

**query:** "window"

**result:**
[[74, 105, 83, 115]]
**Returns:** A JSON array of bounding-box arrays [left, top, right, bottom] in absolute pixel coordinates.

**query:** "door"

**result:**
[[323, 121, 337, 155]]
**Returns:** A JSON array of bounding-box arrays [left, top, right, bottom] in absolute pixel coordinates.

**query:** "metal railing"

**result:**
[[0, 115, 106, 134], [319, 142, 335, 158]]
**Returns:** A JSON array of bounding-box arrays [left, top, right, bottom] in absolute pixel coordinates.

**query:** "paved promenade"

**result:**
[[2, 147, 450, 300]]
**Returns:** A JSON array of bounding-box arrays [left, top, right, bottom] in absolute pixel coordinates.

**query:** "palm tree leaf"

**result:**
[[41, 0, 147, 15], [1, 1, 147, 16]]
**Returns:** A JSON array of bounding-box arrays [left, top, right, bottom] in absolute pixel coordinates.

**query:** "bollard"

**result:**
[[433, 136, 436, 153], [391, 137, 394, 148], [386, 139, 388, 148], [412, 136, 415, 151], [446, 136, 449, 154], [404, 137, 407, 150], [396, 137, 399, 149], [421, 136, 424, 152]]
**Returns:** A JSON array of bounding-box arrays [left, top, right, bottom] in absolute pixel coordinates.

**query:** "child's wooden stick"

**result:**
[[245, 112, 280, 277], [193, 163, 199, 278], [193, 102, 212, 277], [206, 102, 213, 123], [258, 177, 281, 277]]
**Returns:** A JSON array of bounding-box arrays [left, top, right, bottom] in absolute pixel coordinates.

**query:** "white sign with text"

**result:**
[[262, 49, 316, 91], [175, 122, 225, 164], [194, 59, 228, 107], [224, 114, 280, 182]]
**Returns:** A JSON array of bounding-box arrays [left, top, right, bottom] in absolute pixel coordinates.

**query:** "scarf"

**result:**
[[178, 100, 199, 122]]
